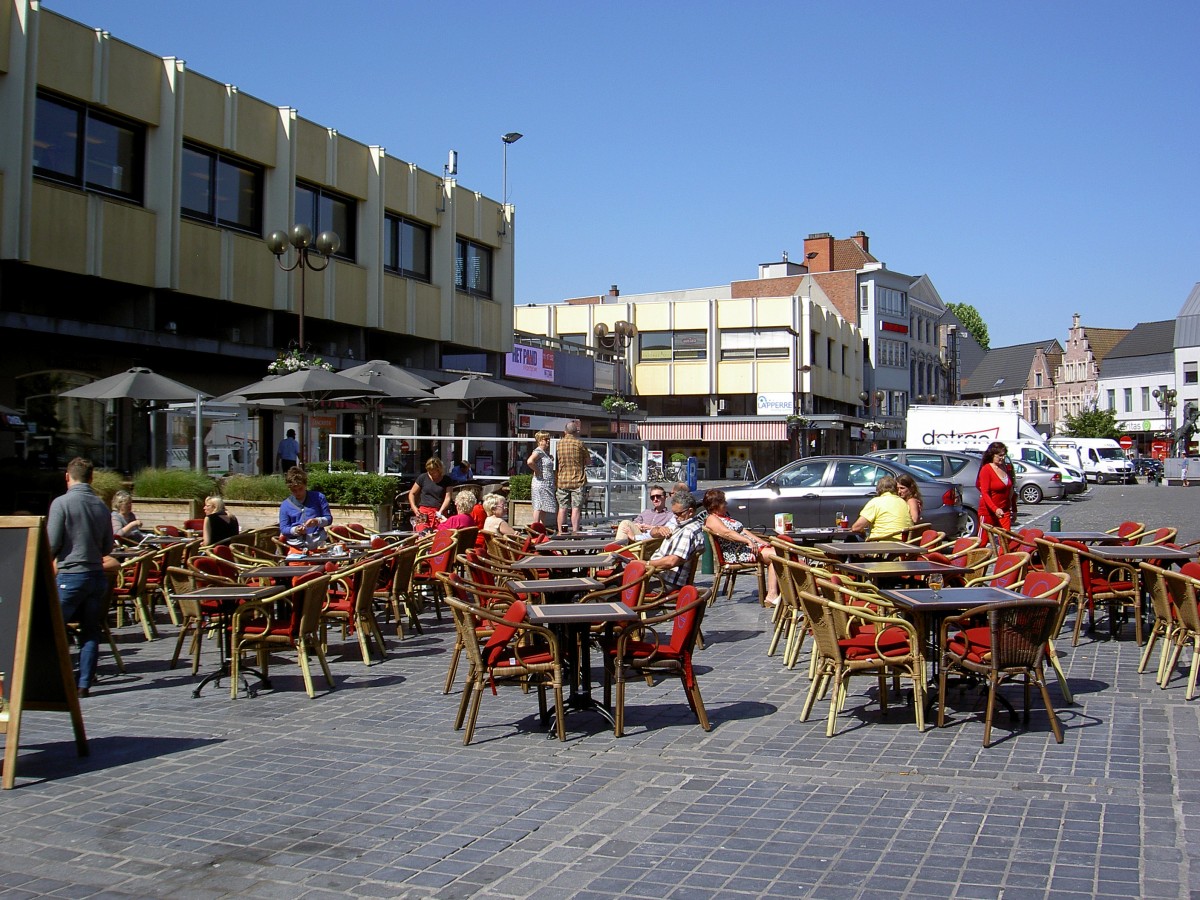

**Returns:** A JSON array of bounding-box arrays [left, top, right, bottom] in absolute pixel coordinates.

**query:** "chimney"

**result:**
[[1072, 312, 1080, 329], [852, 230, 869, 253], [803, 232, 835, 273], [607, 285, 620, 298]]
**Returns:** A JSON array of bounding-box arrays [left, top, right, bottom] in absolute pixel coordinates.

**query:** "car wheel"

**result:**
[[1020, 483, 1043, 504], [960, 508, 979, 538], [1097, 474, 1109, 485]]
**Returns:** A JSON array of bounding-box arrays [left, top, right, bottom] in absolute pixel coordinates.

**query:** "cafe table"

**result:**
[[1046, 531, 1123, 544], [506, 577, 602, 604], [509, 553, 617, 573], [1088, 545, 1196, 563], [525, 601, 638, 729], [240, 564, 324, 584], [813, 540, 925, 558], [834, 559, 970, 587], [775, 526, 857, 545], [173, 584, 288, 697], [284, 549, 364, 566], [879, 585, 1022, 703], [535, 538, 616, 554]]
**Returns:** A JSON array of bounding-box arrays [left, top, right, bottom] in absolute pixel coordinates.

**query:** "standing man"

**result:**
[[554, 420, 589, 533], [277, 428, 300, 473], [47, 457, 113, 697], [1183, 456, 1190, 488]]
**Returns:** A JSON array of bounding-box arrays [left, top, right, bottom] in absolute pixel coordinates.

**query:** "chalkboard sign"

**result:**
[[1, 516, 88, 789]]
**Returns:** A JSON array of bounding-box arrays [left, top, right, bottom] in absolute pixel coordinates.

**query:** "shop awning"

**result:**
[[703, 421, 787, 442], [637, 422, 703, 441]]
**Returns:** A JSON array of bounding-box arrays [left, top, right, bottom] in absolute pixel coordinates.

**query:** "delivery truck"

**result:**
[[905, 405, 1087, 494], [1047, 437, 1135, 484]]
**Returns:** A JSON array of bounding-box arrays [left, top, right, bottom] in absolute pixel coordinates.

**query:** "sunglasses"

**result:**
[[650, 494, 665, 500]]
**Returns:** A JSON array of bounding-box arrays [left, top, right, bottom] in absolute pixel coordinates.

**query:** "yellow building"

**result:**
[[515, 269, 866, 477], [0, 1, 514, 472]]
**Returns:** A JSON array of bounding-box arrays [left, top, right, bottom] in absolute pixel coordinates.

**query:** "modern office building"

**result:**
[[515, 271, 866, 478], [0, 2, 518, 476]]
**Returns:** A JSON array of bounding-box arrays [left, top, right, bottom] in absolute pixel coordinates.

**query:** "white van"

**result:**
[[1048, 438, 1134, 484]]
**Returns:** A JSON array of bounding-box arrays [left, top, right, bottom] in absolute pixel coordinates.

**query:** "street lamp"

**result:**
[[1154, 387, 1178, 453], [595, 319, 638, 437], [267, 224, 340, 351], [500, 132, 522, 236]]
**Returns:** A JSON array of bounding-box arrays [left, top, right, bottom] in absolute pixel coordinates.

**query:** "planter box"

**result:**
[[202, 500, 392, 533], [131, 498, 202, 530]]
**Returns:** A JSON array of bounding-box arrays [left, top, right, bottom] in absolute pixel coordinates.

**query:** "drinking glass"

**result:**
[[927, 572, 944, 598]]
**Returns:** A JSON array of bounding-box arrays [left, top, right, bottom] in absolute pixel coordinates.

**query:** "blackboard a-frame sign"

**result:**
[[0, 516, 88, 789]]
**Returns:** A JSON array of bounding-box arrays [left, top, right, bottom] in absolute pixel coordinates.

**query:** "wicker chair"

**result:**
[[1050, 539, 1139, 645], [704, 528, 765, 604], [1105, 520, 1146, 545], [938, 599, 1064, 747], [796, 580, 925, 737], [444, 595, 564, 744], [1160, 563, 1200, 699], [321, 555, 388, 665], [602, 584, 712, 738], [1137, 562, 1177, 685], [965, 552, 1030, 590], [228, 573, 334, 699]]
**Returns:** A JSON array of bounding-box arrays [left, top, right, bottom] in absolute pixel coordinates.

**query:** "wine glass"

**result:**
[[927, 572, 944, 598]]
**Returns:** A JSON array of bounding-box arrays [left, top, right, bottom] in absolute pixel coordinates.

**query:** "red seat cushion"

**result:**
[[490, 650, 555, 669], [837, 625, 910, 660], [947, 625, 992, 664], [1092, 578, 1133, 593], [623, 639, 682, 662]]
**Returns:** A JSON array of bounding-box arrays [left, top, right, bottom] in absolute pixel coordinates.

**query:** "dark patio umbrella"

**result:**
[[59, 367, 209, 402], [60, 367, 210, 470], [222, 367, 386, 405], [339, 359, 438, 393], [432, 375, 533, 414], [219, 367, 386, 468], [337, 368, 435, 472]]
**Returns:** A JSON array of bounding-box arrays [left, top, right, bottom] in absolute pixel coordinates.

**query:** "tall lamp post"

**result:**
[[500, 132, 522, 236], [1154, 387, 1178, 454], [595, 320, 638, 437], [266, 224, 341, 351]]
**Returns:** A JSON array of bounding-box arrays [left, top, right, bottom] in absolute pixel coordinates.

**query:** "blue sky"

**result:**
[[43, 1, 1199, 349]]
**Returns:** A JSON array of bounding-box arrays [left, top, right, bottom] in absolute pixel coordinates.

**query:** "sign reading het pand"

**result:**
[[505, 345, 555, 383]]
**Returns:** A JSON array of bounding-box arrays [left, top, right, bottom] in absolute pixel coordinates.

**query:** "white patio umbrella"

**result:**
[[60, 367, 211, 470]]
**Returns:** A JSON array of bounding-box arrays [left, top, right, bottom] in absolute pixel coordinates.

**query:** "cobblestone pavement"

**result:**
[[1, 481, 1197, 898]]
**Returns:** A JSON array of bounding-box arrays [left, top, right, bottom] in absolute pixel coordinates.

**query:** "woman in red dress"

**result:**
[[976, 441, 1017, 530]]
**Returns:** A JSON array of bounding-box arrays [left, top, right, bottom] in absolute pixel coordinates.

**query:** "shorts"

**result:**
[[555, 486, 586, 510]]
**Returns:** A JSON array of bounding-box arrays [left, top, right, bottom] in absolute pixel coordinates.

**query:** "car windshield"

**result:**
[[1095, 448, 1125, 461]]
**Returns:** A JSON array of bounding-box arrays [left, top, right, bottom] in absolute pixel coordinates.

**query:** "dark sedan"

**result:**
[[713, 456, 965, 537]]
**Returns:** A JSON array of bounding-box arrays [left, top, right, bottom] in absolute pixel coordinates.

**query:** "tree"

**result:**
[[1061, 407, 1119, 439], [946, 302, 990, 351]]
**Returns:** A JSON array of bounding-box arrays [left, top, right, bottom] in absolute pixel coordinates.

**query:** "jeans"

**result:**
[[57, 570, 108, 689]]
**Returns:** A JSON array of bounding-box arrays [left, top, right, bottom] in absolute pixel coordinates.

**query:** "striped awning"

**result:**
[[637, 422, 703, 441], [703, 421, 787, 442]]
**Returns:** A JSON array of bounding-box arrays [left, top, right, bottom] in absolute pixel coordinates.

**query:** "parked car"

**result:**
[[1010, 459, 1064, 504], [865, 449, 982, 537], [716, 455, 965, 537]]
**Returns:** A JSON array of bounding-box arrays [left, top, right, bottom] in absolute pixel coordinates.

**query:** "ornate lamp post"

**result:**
[[1154, 387, 1179, 453], [595, 320, 638, 437], [266, 224, 341, 351]]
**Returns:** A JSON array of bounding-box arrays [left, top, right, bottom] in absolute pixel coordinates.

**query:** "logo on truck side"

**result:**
[[919, 426, 1000, 446]]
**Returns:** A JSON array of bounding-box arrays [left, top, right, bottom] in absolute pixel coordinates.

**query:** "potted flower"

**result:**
[[601, 395, 639, 415]]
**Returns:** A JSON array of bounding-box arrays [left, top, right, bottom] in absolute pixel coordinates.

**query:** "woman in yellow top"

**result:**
[[851, 476, 914, 540]]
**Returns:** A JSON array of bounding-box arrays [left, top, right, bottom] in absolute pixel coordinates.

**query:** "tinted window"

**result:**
[[830, 461, 888, 487], [903, 454, 946, 477], [946, 456, 970, 475], [776, 461, 827, 488]]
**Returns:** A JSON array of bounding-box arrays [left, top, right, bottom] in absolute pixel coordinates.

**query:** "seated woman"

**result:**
[[481, 492, 518, 538], [279, 467, 332, 554], [896, 473, 924, 524], [702, 488, 780, 605], [111, 490, 148, 543], [436, 490, 477, 531], [202, 495, 240, 546], [850, 476, 914, 540]]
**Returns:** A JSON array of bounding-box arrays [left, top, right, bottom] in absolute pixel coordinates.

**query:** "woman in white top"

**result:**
[[482, 492, 517, 537]]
